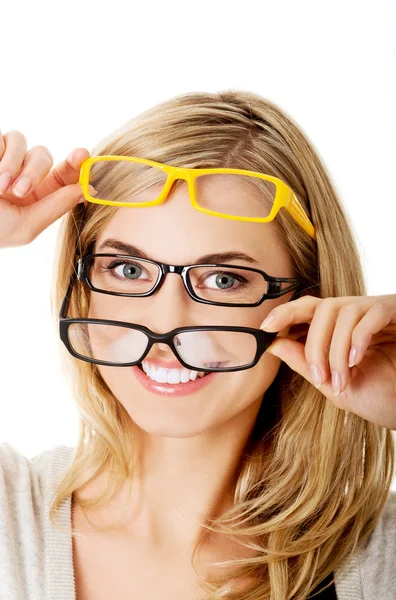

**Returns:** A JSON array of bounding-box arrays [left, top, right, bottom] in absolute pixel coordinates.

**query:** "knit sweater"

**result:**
[[0, 442, 395, 600]]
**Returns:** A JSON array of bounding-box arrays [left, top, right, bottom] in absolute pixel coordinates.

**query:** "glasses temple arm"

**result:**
[[59, 269, 78, 320]]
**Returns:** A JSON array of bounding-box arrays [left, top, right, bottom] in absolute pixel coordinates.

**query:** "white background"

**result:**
[[0, 1, 395, 485]]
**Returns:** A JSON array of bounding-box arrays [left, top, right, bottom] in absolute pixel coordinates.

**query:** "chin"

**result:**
[[96, 361, 278, 440]]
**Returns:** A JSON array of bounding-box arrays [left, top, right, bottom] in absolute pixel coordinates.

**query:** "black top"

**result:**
[[309, 572, 338, 599]]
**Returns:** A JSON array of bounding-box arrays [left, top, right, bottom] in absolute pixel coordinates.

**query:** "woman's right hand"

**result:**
[[0, 129, 92, 249]]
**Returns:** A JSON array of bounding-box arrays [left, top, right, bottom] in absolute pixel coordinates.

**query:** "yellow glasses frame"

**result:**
[[79, 156, 316, 240]]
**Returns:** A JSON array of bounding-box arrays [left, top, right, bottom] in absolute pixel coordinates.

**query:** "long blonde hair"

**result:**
[[49, 90, 395, 599]]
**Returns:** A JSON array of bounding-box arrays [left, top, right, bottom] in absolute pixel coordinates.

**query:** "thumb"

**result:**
[[23, 182, 88, 242], [266, 337, 312, 381]]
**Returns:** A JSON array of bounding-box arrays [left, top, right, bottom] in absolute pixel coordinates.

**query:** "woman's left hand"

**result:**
[[260, 294, 396, 429]]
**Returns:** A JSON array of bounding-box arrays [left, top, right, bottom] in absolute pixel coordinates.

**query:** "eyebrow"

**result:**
[[96, 238, 259, 265]]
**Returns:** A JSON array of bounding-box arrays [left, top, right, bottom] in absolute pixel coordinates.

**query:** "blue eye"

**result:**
[[112, 262, 142, 279], [208, 273, 235, 289], [200, 271, 247, 291], [104, 260, 147, 280]]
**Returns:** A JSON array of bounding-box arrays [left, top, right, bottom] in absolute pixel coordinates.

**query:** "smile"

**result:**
[[140, 361, 207, 384]]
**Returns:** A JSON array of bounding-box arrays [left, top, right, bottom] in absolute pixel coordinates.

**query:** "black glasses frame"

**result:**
[[59, 267, 280, 372], [76, 252, 302, 308]]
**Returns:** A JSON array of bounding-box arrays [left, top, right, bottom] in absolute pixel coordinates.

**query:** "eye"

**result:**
[[106, 260, 149, 280], [200, 271, 247, 290]]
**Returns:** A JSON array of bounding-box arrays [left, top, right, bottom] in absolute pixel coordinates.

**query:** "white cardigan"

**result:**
[[0, 442, 395, 599]]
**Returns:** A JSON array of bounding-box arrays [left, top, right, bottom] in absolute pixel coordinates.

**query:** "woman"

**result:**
[[0, 90, 395, 600]]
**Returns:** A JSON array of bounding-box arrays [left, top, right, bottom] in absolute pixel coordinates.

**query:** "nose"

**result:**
[[138, 272, 197, 357], [140, 271, 195, 346]]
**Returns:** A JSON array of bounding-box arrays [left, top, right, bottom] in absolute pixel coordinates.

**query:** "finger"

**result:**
[[348, 299, 396, 366], [260, 295, 322, 331], [18, 182, 87, 244], [0, 130, 28, 194], [318, 302, 366, 394], [265, 334, 349, 406], [266, 336, 333, 394], [260, 295, 354, 394], [8, 145, 54, 203], [33, 147, 90, 202]]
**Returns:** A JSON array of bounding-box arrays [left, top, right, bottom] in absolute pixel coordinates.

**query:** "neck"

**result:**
[[73, 396, 264, 554]]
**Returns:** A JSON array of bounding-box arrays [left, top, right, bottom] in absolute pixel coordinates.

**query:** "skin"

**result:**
[[3, 133, 396, 594], [0, 132, 298, 558], [78, 178, 296, 554]]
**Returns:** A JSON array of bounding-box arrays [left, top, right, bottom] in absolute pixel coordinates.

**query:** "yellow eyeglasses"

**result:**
[[79, 155, 316, 240]]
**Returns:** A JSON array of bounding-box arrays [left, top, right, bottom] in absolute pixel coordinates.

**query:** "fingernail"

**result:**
[[348, 345, 357, 368], [332, 370, 341, 396], [261, 314, 274, 329], [13, 176, 31, 197], [88, 185, 98, 196], [310, 364, 322, 388]]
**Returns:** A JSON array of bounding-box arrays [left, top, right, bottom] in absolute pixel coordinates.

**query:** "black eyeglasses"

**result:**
[[59, 252, 310, 372], [76, 253, 302, 308], [58, 266, 283, 372], [60, 320, 281, 372]]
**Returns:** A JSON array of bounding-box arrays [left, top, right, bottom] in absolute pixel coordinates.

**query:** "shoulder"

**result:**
[[357, 490, 396, 593], [0, 443, 76, 597], [335, 490, 396, 600], [0, 441, 76, 501]]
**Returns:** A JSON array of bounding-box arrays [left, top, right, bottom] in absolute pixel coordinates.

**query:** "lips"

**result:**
[[131, 363, 217, 396]]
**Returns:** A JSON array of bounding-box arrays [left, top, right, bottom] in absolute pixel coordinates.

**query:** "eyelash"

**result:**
[[198, 270, 249, 288], [103, 261, 249, 289], [104, 260, 145, 281]]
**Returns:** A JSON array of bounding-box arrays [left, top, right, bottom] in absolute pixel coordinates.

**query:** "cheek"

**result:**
[[241, 350, 283, 400], [96, 349, 282, 418], [88, 295, 135, 320]]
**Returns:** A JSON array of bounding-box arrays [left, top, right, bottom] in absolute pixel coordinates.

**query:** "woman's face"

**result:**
[[89, 180, 296, 438]]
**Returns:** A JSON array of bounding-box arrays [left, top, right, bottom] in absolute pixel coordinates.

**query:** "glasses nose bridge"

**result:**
[[167, 167, 191, 186], [161, 167, 196, 207], [144, 329, 175, 356], [162, 264, 185, 275], [159, 264, 190, 296]]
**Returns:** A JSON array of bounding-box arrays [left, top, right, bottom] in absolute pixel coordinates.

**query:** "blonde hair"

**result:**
[[49, 90, 395, 599]]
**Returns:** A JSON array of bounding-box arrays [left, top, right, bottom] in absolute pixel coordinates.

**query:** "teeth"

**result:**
[[180, 369, 190, 383], [141, 362, 206, 384]]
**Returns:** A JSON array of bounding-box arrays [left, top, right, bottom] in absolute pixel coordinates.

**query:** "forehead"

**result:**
[[94, 180, 291, 273]]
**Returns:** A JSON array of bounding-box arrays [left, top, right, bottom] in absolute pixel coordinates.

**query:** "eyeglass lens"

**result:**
[[89, 159, 276, 219], [86, 255, 269, 305], [67, 323, 258, 370]]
